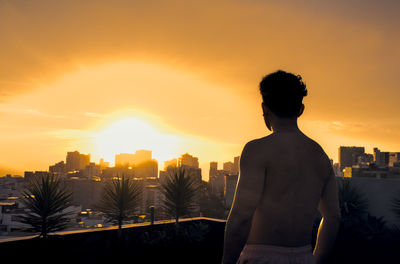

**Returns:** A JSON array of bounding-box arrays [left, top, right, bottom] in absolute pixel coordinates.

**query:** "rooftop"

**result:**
[[0, 217, 399, 264]]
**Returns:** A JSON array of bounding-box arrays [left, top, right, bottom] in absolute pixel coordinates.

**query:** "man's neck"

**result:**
[[271, 118, 300, 133]]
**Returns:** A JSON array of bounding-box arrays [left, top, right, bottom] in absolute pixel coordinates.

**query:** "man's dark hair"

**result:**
[[259, 70, 308, 118]]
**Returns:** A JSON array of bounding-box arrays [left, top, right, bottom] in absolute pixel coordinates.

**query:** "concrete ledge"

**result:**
[[0, 217, 227, 264]]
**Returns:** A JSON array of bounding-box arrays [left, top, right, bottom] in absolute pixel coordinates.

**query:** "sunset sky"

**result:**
[[1, 0, 399, 179]]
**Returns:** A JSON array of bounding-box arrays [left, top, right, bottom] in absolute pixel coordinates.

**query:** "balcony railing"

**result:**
[[0, 217, 226, 264], [0, 217, 399, 264]]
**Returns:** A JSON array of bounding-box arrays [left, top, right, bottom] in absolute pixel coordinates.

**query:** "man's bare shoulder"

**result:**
[[245, 133, 322, 149], [246, 134, 279, 146], [301, 134, 327, 153], [243, 133, 329, 162], [243, 135, 274, 152], [240, 136, 277, 164]]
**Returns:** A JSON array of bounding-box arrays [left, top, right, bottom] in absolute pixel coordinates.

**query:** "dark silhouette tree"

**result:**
[[17, 173, 73, 238], [97, 175, 142, 238], [161, 166, 199, 223], [338, 179, 369, 230], [391, 191, 400, 226]]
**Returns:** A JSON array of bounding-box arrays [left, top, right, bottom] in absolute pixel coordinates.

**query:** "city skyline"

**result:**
[[16, 148, 242, 182], [3, 143, 400, 181], [1, 1, 400, 177]]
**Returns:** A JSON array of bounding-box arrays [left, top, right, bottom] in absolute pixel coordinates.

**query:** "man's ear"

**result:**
[[298, 104, 305, 117], [261, 102, 268, 116]]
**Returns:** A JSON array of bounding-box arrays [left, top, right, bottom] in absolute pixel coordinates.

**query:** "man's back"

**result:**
[[222, 70, 340, 264], [246, 131, 329, 247]]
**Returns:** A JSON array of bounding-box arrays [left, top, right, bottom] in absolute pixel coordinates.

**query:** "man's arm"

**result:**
[[313, 158, 341, 264], [221, 141, 265, 264]]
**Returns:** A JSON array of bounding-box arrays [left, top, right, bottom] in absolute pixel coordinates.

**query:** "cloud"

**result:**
[[1, 0, 399, 119], [0, 106, 71, 119]]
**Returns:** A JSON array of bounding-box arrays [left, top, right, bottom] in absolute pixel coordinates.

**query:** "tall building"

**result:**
[[374, 148, 390, 167], [178, 153, 199, 168], [223, 162, 234, 173], [115, 153, 135, 167], [164, 158, 177, 170], [209, 161, 218, 179], [210, 170, 227, 197], [66, 151, 90, 172], [233, 156, 240, 174], [225, 174, 239, 209], [339, 146, 365, 171], [133, 149, 152, 165], [134, 159, 158, 178]]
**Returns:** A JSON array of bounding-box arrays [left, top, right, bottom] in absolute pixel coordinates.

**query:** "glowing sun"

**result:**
[[93, 117, 180, 166]]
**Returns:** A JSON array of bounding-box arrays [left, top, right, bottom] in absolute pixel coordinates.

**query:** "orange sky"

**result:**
[[1, 0, 399, 179]]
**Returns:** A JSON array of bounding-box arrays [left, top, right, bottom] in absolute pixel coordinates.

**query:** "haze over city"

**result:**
[[1, 0, 400, 177]]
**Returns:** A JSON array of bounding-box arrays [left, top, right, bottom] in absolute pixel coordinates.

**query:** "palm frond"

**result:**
[[17, 173, 73, 237], [338, 179, 368, 220], [160, 166, 199, 222], [96, 175, 142, 226]]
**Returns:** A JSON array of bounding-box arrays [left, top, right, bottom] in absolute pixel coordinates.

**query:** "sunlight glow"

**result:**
[[93, 117, 181, 166]]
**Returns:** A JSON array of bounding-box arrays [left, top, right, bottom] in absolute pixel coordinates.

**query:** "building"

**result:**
[[339, 146, 365, 171], [357, 153, 374, 163], [209, 170, 227, 198], [233, 156, 240, 174], [225, 174, 239, 209], [101, 166, 135, 180], [115, 150, 152, 167], [133, 150, 152, 165], [141, 184, 164, 220], [62, 178, 104, 210], [23, 171, 35, 182], [209, 162, 218, 179], [389, 152, 400, 167], [343, 166, 400, 179], [159, 166, 175, 185], [115, 153, 135, 167], [187, 167, 202, 184], [49, 161, 66, 175], [163, 158, 177, 170], [223, 162, 234, 173], [134, 159, 158, 178], [99, 158, 110, 170], [66, 151, 90, 171], [24, 171, 48, 182], [159, 163, 201, 185], [374, 148, 390, 167], [83, 162, 101, 179], [178, 153, 199, 168]]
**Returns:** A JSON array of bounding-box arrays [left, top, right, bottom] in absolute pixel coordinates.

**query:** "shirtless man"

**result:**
[[222, 70, 341, 264]]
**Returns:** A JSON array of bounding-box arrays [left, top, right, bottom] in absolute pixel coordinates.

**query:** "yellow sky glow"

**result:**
[[1, 1, 400, 179]]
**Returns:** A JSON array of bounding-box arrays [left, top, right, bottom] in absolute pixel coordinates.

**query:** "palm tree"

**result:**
[[338, 179, 369, 229], [161, 166, 199, 223], [17, 173, 73, 238], [96, 175, 142, 238]]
